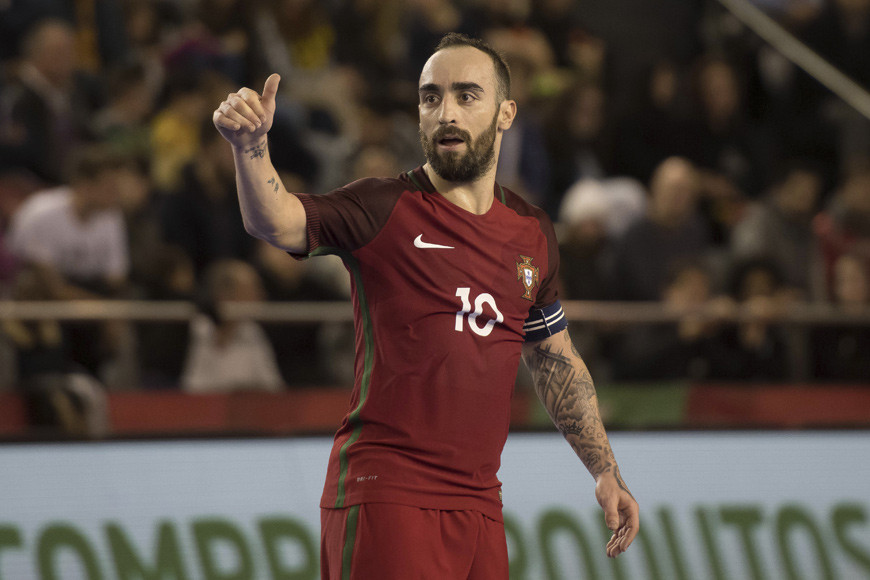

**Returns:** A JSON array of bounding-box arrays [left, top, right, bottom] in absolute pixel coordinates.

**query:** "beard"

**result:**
[[420, 110, 499, 183]]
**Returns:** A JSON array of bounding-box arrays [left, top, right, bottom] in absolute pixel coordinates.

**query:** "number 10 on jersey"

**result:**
[[455, 287, 504, 337]]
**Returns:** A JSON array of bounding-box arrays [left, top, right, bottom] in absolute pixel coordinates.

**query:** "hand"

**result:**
[[595, 471, 639, 558], [212, 73, 281, 148]]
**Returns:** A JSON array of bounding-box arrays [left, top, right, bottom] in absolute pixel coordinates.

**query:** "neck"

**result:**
[[423, 162, 498, 215]]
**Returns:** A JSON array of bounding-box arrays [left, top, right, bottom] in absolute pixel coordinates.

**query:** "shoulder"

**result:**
[[499, 186, 549, 220], [498, 185, 554, 235], [11, 188, 71, 228], [337, 175, 411, 198]]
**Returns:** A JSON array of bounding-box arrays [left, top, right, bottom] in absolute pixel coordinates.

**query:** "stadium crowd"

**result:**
[[0, 0, 869, 406]]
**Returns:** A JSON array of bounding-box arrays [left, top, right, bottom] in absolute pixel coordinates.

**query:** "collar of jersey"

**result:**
[[406, 167, 507, 209]]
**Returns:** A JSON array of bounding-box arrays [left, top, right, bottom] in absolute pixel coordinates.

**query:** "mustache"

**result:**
[[432, 126, 471, 142]]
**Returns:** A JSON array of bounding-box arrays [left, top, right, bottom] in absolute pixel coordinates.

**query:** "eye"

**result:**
[[422, 94, 439, 105], [460, 92, 476, 103]]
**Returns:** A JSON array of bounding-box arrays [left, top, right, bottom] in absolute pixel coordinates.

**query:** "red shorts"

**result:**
[[320, 503, 509, 580]]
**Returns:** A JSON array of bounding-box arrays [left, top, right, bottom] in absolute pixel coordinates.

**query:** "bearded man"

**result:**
[[213, 32, 639, 579]]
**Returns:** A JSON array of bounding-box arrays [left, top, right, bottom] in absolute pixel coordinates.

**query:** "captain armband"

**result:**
[[523, 300, 568, 342]]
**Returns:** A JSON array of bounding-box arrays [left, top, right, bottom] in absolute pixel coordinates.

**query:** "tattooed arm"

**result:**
[[212, 74, 307, 253], [522, 328, 639, 557]]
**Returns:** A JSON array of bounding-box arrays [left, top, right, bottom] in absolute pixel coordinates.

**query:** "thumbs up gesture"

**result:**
[[212, 73, 281, 148]]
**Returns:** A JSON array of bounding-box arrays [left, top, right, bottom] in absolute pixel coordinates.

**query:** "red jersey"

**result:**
[[295, 166, 563, 521]]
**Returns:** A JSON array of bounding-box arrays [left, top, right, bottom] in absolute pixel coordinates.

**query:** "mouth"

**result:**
[[437, 135, 466, 149]]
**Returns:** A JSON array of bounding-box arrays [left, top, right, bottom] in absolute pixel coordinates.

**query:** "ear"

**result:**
[[498, 100, 517, 131]]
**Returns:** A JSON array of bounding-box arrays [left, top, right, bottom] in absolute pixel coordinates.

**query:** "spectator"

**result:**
[[810, 252, 870, 381], [0, 18, 102, 184], [730, 161, 824, 297], [331, 0, 406, 85], [122, 0, 182, 95], [611, 261, 728, 381], [349, 145, 401, 183], [114, 156, 168, 299], [5, 144, 136, 381], [159, 119, 257, 275], [148, 72, 211, 191], [707, 257, 792, 381], [405, 0, 469, 78], [5, 144, 131, 298], [92, 61, 158, 159], [486, 26, 554, 206], [813, 168, 870, 300], [268, 0, 337, 74], [0, 267, 108, 438], [611, 60, 696, 184], [181, 259, 284, 393], [196, 0, 256, 85], [558, 178, 647, 300], [685, 55, 775, 198], [529, 0, 594, 70], [545, 81, 612, 217], [611, 157, 712, 300]]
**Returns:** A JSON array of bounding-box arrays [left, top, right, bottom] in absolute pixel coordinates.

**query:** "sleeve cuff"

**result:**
[[288, 193, 320, 260]]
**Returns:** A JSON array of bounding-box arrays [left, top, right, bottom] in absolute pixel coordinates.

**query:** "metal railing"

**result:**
[[2, 299, 868, 384]]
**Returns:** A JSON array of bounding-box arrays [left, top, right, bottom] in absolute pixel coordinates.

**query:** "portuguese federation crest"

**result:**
[[516, 256, 539, 301]]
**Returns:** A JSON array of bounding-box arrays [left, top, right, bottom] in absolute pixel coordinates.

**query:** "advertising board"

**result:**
[[0, 432, 868, 579]]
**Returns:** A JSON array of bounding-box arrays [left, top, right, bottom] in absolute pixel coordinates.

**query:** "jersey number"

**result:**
[[455, 287, 504, 337]]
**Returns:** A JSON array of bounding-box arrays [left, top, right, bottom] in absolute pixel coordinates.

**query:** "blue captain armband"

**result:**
[[523, 301, 568, 342]]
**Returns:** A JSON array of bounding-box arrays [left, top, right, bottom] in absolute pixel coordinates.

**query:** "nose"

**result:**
[[437, 98, 457, 125]]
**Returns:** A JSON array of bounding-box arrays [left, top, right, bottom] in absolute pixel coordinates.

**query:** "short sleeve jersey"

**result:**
[[295, 166, 561, 521]]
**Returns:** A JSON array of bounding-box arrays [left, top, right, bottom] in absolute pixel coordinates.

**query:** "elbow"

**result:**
[[241, 217, 305, 253], [242, 218, 265, 240], [242, 219, 281, 245], [240, 211, 276, 240]]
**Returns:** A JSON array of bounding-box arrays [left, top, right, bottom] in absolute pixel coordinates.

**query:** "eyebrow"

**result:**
[[418, 82, 486, 95]]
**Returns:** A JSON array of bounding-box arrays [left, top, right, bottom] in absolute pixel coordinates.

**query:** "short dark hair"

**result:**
[[434, 33, 511, 102]]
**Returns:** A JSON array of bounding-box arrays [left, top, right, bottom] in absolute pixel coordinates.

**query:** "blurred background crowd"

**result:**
[[0, 0, 869, 417]]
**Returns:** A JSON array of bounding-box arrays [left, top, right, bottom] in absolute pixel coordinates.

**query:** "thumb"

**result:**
[[602, 497, 620, 531], [261, 73, 281, 103]]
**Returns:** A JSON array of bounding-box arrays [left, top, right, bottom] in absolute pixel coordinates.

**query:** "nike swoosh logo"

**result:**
[[414, 234, 454, 249]]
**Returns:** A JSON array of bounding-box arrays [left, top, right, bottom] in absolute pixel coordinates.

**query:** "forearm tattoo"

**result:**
[[525, 333, 616, 479], [244, 139, 267, 160], [267, 176, 279, 193]]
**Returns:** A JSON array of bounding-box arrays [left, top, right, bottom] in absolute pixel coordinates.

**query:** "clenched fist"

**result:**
[[213, 73, 281, 148]]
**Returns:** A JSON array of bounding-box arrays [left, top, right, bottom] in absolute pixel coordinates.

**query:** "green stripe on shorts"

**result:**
[[342, 505, 361, 580]]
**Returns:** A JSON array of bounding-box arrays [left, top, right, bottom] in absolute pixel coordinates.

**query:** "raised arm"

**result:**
[[521, 328, 639, 558], [212, 74, 308, 253]]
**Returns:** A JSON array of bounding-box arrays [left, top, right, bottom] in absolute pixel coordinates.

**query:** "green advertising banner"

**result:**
[[0, 433, 868, 579]]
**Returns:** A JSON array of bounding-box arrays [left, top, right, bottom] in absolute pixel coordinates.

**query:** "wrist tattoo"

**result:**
[[244, 139, 267, 160]]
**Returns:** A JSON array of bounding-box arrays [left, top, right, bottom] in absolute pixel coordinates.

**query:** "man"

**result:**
[[214, 33, 638, 578], [6, 147, 134, 377], [6, 144, 131, 299], [0, 19, 99, 184], [611, 156, 711, 301]]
